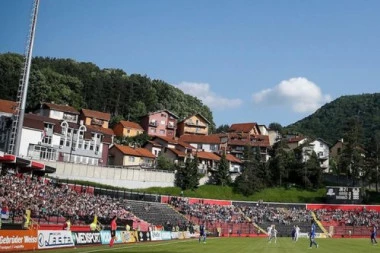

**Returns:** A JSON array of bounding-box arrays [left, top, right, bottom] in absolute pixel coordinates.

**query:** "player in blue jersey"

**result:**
[[371, 225, 378, 245], [309, 221, 319, 248], [199, 222, 206, 243]]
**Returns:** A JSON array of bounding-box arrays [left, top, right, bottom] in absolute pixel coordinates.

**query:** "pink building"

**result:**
[[140, 110, 178, 138]]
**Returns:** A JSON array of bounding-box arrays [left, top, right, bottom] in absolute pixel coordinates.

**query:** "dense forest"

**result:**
[[0, 53, 215, 130], [284, 93, 380, 146]]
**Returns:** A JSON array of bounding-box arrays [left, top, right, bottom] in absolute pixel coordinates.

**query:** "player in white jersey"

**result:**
[[267, 225, 272, 241], [268, 225, 277, 243], [295, 225, 300, 242]]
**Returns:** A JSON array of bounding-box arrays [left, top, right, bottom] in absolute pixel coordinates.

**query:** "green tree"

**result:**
[[156, 154, 175, 171], [213, 153, 231, 186], [175, 156, 200, 190], [364, 131, 380, 192], [214, 124, 230, 134]]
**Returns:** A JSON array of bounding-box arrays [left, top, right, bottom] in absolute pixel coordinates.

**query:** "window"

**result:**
[[197, 144, 203, 150], [159, 129, 165, 135], [160, 120, 165, 125], [318, 152, 324, 157], [128, 156, 135, 162], [150, 128, 156, 133]]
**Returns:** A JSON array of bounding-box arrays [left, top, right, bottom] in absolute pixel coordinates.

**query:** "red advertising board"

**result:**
[[0, 230, 38, 252]]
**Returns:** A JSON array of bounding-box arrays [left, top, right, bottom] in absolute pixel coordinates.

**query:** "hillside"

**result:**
[[285, 93, 380, 145], [0, 52, 215, 129]]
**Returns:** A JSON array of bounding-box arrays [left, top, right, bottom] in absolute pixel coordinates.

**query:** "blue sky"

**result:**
[[1, 0, 380, 127]]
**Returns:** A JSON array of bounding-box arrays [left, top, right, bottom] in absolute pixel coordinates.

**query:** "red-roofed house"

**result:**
[[177, 113, 210, 136], [178, 134, 221, 153], [80, 109, 111, 129], [108, 144, 156, 167], [113, 120, 144, 138], [228, 122, 260, 135], [140, 110, 178, 138], [36, 102, 80, 123]]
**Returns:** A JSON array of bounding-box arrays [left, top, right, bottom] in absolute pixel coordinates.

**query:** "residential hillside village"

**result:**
[[0, 99, 334, 187]]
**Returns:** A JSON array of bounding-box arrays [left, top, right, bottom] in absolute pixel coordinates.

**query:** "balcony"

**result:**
[[149, 121, 158, 127], [167, 123, 175, 129]]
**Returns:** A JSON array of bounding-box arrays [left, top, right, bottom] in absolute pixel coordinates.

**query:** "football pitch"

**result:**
[[46, 237, 377, 253]]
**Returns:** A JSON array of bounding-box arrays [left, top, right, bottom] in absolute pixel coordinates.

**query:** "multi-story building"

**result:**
[[108, 144, 156, 167], [140, 110, 178, 138], [227, 123, 271, 161], [176, 113, 210, 136], [80, 108, 111, 129]]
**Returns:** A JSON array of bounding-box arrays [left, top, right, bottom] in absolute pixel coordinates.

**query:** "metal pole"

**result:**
[[14, 0, 40, 156]]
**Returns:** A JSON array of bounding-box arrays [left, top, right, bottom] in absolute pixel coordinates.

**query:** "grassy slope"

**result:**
[[143, 185, 327, 203]]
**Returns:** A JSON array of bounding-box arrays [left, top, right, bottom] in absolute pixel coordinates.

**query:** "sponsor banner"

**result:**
[[0, 229, 38, 252], [72, 232, 101, 245], [138, 231, 150, 242], [150, 231, 162, 241], [120, 231, 138, 243], [99, 230, 123, 245], [171, 232, 179, 239], [298, 232, 309, 238], [161, 231, 171, 240], [37, 230, 74, 249]]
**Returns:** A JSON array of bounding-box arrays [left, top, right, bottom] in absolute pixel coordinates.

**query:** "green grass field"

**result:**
[[45, 237, 377, 253]]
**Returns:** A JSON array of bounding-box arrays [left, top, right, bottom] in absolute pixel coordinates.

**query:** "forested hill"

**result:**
[[0, 52, 214, 129], [285, 93, 380, 145]]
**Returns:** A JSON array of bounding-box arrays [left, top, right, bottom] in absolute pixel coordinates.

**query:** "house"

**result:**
[[140, 110, 178, 138], [80, 108, 111, 129], [176, 113, 210, 136], [258, 124, 281, 146], [143, 136, 194, 166], [195, 151, 221, 174], [228, 122, 260, 135], [20, 113, 113, 166], [113, 120, 144, 138], [286, 136, 308, 150], [302, 138, 330, 172], [35, 102, 80, 123], [0, 99, 17, 152], [178, 134, 221, 153], [108, 144, 156, 168], [227, 132, 271, 161], [330, 139, 344, 159]]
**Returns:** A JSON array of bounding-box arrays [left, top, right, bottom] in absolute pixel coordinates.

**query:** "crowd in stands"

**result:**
[[170, 197, 313, 226], [315, 208, 380, 227], [0, 172, 134, 225]]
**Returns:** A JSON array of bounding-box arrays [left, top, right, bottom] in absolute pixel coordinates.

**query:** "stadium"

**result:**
[[1, 1, 380, 253]]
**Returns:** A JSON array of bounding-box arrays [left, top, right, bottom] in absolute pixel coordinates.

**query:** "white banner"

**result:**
[[37, 230, 74, 249], [150, 231, 162, 241]]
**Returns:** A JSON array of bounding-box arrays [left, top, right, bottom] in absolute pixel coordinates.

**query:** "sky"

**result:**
[[1, 0, 380, 127]]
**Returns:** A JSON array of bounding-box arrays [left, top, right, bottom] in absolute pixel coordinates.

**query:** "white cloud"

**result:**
[[176, 82, 242, 110], [252, 77, 332, 113]]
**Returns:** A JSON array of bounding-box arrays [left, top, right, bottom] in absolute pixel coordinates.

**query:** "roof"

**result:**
[[0, 99, 17, 114], [118, 120, 144, 130], [225, 154, 242, 163], [152, 136, 178, 145], [196, 151, 221, 161], [287, 136, 307, 143], [179, 134, 221, 144], [113, 144, 155, 158], [229, 123, 258, 133], [81, 109, 111, 121], [147, 109, 179, 119], [43, 103, 79, 115], [166, 147, 187, 157], [178, 113, 211, 124]]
